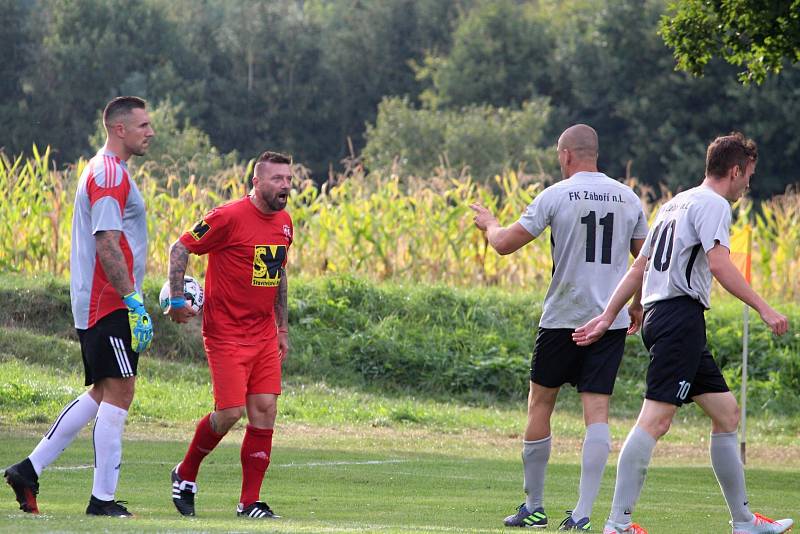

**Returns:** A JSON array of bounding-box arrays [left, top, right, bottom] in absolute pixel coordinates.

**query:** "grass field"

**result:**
[[0, 424, 797, 534]]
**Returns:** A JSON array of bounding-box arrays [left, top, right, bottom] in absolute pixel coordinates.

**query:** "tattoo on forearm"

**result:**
[[275, 268, 288, 327], [169, 240, 190, 295], [95, 231, 134, 297]]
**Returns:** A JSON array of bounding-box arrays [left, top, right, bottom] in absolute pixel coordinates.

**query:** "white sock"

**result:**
[[572, 422, 611, 520], [29, 391, 99, 476], [91, 402, 128, 501]]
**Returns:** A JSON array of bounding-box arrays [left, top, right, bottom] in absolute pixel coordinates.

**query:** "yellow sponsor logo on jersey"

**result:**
[[252, 245, 286, 287], [189, 220, 211, 241]]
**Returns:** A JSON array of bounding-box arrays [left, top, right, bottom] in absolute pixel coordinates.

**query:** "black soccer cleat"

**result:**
[[171, 463, 197, 516], [4, 458, 39, 514], [503, 503, 547, 528], [237, 500, 280, 519], [86, 495, 133, 517]]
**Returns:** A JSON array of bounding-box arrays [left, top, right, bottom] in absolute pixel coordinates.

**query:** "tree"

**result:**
[[417, 0, 554, 109], [661, 0, 800, 84], [363, 97, 556, 180]]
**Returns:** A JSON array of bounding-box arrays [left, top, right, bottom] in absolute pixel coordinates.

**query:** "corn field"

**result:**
[[2, 148, 799, 299]]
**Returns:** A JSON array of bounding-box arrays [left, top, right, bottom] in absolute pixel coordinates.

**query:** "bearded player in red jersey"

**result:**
[[165, 151, 293, 519]]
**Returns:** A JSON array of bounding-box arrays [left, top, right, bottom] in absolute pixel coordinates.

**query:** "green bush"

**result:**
[[1, 274, 797, 415]]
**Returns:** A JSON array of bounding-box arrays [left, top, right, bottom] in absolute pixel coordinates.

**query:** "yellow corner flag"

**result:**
[[729, 224, 752, 284]]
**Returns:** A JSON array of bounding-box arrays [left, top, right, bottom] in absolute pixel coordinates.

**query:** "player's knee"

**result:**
[[99, 378, 135, 408], [214, 407, 245, 432], [643, 416, 672, 438], [714, 407, 740, 433]]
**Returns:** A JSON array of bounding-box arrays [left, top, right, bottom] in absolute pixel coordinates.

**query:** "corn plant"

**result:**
[[2, 149, 798, 300]]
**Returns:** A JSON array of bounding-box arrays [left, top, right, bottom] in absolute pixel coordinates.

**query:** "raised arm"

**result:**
[[707, 243, 788, 335], [470, 203, 535, 255]]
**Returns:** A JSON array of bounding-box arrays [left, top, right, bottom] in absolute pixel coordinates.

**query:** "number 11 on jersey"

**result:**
[[581, 210, 614, 264]]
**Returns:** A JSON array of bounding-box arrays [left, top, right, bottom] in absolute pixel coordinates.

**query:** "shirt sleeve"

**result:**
[[632, 207, 649, 240], [87, 159, 129, 234], [693, 196, 731, 252], [639, 209, 663, 259], [179, 207, 231, 255], [517, 190, 551, 238]]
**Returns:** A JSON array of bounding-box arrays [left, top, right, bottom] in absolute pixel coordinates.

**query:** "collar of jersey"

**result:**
[[567, 171, 607, 182], [98, 147, 127, 168]]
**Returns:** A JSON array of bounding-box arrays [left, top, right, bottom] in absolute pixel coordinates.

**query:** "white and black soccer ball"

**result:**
[[159, 275, 204, 313]]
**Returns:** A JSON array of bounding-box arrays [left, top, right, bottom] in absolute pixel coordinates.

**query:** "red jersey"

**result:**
[[180, 197, 293, 343]]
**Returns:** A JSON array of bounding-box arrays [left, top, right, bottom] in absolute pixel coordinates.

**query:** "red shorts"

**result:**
[[204, 336, 282, 410]]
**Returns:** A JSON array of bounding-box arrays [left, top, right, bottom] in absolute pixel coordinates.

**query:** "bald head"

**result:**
[[557, 124, 599, 161]]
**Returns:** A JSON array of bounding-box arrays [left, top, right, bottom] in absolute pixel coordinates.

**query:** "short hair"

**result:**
[[250, 151, 292, 187], [256, 151, 292, 165], [706, 132, 758, 177], [103, 96, 147, 127]]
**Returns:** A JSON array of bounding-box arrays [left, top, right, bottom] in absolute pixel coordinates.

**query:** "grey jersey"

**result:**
[[518, 172, 648, 329], [640, 185, 730, 310], [70, 148, 148, 329]]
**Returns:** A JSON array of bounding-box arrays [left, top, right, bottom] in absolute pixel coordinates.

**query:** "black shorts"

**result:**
[[77, 309, 139, 386], [530, 327, 626, 394], [641, 296, 729, 406]]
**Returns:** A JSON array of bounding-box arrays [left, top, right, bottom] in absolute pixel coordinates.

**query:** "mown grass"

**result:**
[[0, 434, 797, 534]]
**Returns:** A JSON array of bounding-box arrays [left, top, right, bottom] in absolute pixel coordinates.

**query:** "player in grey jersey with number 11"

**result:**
[[471, 124, 648, 531]]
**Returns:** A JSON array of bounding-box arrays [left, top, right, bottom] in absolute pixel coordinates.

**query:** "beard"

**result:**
[[265, 193, 287, 212]]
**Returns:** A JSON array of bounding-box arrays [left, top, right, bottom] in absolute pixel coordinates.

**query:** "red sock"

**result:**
[[178, 413, 225, 482], [239, 425, 274, 507]]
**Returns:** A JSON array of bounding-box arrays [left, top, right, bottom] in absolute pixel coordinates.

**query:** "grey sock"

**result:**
[[609, 425, 656, 524], [523, 436, 551, 512], [572, 422, 611, 520], [711, 431, 752, 523]]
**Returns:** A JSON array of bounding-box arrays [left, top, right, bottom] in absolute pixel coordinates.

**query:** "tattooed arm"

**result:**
[[275, 268, 289, 361], [166, 239, 196, 323], [95, 231, 134, 297]]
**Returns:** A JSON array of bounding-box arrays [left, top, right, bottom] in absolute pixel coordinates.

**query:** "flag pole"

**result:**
[[739, 222, 752, 464], [740, 303, 749, 464]]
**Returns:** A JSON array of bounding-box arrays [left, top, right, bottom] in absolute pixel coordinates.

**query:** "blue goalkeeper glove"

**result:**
[[122, 291, 153, 353]]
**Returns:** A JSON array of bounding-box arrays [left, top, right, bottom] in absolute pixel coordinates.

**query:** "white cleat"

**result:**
[[603, 520, 648, 534], [732, 513, 793, 534]]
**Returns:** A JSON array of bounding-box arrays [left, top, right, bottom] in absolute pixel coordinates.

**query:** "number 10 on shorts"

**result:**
[[676, 380, 691, 400]]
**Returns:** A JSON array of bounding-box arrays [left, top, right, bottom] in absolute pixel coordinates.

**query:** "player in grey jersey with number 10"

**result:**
[[574, 132, 792, 534], [471, 124, 648, 531]]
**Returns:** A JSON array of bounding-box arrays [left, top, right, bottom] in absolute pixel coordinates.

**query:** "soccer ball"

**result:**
[[159, 276, 204, 313]]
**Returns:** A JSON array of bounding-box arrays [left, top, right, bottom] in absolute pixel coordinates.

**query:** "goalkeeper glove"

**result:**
[[122, 291, 153, 353]]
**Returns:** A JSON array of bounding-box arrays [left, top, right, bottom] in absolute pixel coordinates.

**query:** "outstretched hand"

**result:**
[[572, 315, 612, 346], [469, 203, 498, 232]]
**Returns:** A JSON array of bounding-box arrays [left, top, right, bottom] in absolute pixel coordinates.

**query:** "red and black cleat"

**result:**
[[4, 459, 40, 514]]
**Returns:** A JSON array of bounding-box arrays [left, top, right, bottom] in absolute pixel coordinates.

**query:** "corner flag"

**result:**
[[729, 224, 752, 283], [729, 224, 753, 463]]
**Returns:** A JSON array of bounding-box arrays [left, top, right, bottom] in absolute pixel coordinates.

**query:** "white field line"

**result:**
[[47, 458, 411, 471]]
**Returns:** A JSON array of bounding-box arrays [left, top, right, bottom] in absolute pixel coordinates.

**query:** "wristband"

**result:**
[[122, 291, 143, 309], [169, 296, 187, 309]]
